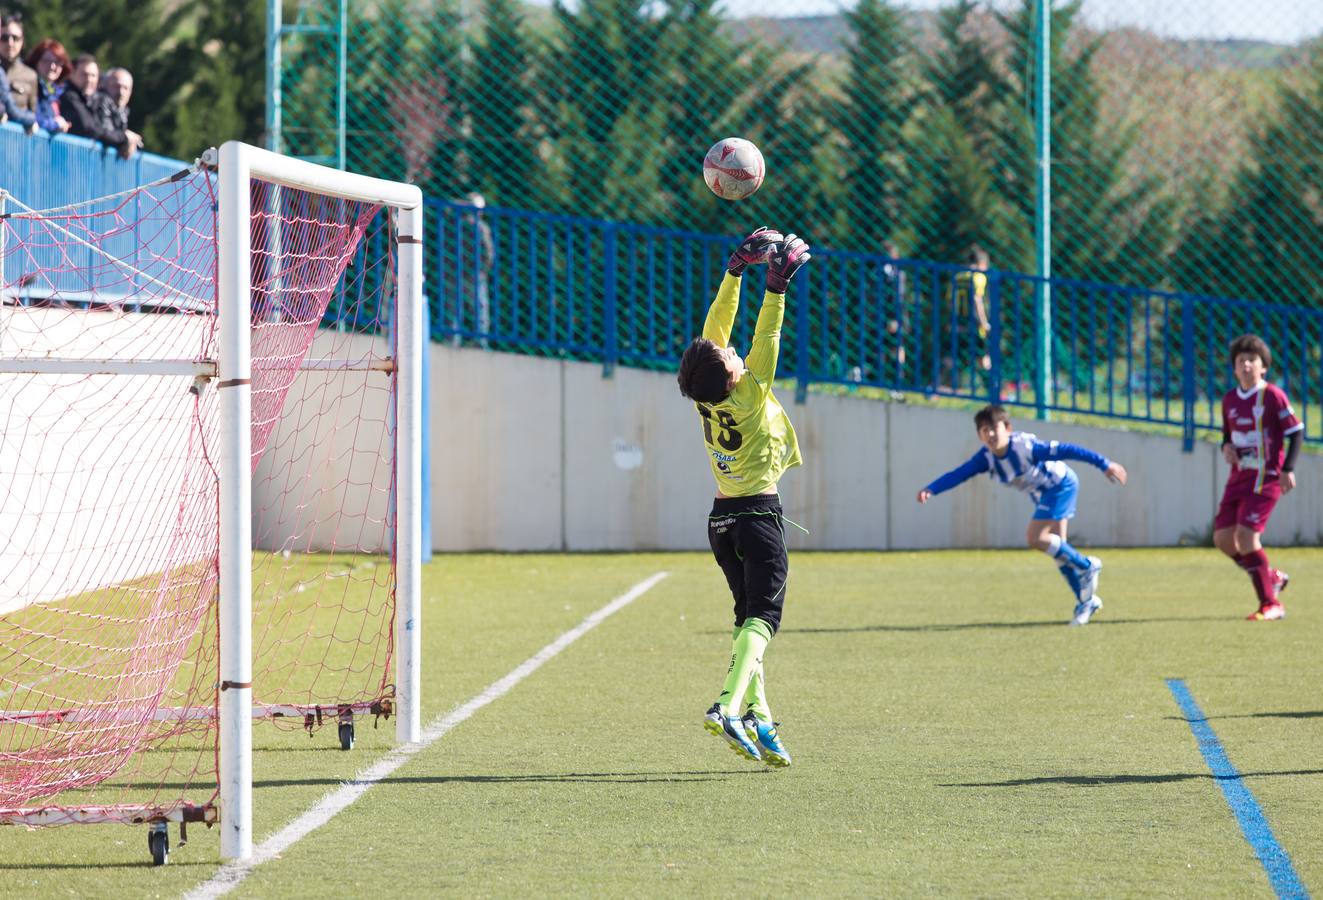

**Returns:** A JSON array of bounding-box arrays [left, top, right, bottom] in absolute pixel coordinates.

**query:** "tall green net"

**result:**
[[273, 0, 1322, 306]]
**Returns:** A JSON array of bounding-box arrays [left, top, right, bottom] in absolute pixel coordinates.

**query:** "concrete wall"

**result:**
[[426, 345, 1322, 551]]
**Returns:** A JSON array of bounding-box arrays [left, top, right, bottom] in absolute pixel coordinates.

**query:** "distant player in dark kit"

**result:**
[[1214, 334, 1303, 621], [676, 226, 811, 767], [917, 404, 1128, 626]]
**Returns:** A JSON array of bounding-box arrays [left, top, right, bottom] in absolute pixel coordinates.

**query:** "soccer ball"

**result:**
[[703, 137, 765, 201]]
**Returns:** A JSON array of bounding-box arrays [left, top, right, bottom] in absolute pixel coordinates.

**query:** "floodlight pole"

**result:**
[[1034, 0, 1053, 420], [266, 0, 281, 153], [337, 0, 347, 170]]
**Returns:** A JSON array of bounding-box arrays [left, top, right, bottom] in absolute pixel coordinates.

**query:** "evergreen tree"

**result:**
[[990, 0, 1174, 285], [909, 107, 1001, 266], [341, 0, 412, 174], [1187, 48, 1323, 307], [537, 0, 669, 219], [168, 0, 265, 158], [738, 61, 835, 252], [834, 0, 916, 252], [414, 0, 467, 197], [650, 0, 768, 233], [470, 0, 540, 208], [908, 0, 1018, 266]]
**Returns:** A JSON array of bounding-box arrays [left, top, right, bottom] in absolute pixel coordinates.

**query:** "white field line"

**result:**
[[184, 570, 669, 900]]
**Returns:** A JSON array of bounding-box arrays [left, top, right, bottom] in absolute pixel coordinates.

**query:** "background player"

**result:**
[[1214, 334, 1303, 621], [676, 226, 811, 767], [917, 405, 1128, 625]]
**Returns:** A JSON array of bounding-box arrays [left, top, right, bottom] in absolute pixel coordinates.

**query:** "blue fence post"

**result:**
[[795, 270, 810, 404], [603, 223, 617, 378], [420, 299, 433, 562], [1181, 294, 1195, 452]]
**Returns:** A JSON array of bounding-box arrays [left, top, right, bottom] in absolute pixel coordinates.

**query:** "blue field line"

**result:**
[[1166, 678, 1309, 900]]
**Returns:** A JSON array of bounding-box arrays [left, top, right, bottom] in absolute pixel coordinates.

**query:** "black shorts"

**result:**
[[708, 495, 788, 635]]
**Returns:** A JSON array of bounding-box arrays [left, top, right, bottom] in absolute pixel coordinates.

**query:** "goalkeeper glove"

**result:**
[[727, 226, 783, 276], [766, 234, 812, 294]]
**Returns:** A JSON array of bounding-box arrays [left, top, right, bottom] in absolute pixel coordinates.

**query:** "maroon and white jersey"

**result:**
[[1223, 381, 1302, 492]]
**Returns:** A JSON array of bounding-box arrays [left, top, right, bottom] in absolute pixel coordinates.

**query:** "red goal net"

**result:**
[[0, 163, 403, 829]]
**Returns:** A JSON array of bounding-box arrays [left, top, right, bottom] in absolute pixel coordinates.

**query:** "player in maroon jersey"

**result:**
[[1213, 334, 1303, 621]]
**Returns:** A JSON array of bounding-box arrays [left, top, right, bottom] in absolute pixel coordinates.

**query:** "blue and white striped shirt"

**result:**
[[925, 431, 1110, 503]]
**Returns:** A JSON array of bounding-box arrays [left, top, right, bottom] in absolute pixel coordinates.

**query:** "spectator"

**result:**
[[456, 192, 493, 348], [24, 38, 69, 133], [0, 13, 35, 116], [0, 54, 34, 129], [95, 67, 141, 158], [879, 241, 909, 384], [62, 55, 140, 157], [944, 243, 994, 395]]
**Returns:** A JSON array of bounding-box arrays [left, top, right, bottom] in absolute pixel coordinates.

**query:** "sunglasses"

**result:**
[[0, 34, 22, 42]]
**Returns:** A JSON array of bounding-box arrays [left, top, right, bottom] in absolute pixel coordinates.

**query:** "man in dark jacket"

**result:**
[[0, 13, 36, 115], [62, 54, 139, 157], [94, 67, 141, 158]]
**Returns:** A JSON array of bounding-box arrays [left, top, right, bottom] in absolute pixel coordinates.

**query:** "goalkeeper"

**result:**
[[676, 226, 811, 768]]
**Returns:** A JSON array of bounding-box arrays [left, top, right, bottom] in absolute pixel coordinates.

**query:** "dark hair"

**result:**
[[967, 244, 990, 268], [1229, 333, 1271, 370], [974, 403, 1010, 430], [71, 53, 96, 68], [677, 337, 732, 403], [1, 12, 22, 28], [25, 38, 70, 78]]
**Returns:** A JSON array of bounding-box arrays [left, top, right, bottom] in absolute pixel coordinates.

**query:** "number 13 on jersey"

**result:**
[[697, 404, 743, 452]]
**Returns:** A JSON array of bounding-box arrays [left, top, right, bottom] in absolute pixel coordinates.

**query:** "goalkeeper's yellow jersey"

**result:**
[[694, 273, 802, 496]]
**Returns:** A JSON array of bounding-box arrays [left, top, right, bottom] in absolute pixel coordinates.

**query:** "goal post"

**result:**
[[0, 142, 423, 865], [215, 141, 424, 860]]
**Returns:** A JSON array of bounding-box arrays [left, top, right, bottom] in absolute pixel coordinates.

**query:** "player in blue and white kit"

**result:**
[[917, 405, 1128, 625]]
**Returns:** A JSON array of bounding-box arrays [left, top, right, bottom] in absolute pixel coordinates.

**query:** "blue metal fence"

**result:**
[[431, 198, 1323, 448], [5, 124, 1319, 449], [2, 124, 208, 309]]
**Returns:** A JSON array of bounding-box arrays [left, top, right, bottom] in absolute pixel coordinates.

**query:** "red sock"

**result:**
[[1235, 550, 1276, 605]]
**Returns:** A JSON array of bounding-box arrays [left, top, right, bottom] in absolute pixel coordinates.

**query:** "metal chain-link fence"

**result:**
[[273, 0, 1322, 306]]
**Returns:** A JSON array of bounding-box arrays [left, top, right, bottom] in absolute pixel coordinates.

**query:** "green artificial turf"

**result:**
[[0, 549, 1319, 898]]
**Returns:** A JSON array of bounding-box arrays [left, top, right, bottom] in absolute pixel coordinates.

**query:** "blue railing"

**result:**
[[2, 124, 209, 309], [2, 124, 190, 211], [431, 198, 1323, 448], [5, 124, 1319, 448]]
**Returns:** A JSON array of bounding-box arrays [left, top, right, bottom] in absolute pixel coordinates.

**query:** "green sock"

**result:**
[[744, 664, 772, 722], [718, 618, 773, 716], [731, 622, 773, 720]]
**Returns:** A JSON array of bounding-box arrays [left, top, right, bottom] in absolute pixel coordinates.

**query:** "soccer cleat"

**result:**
[[1077, 556, 1103, 604], [740, 711, 792, 768], [1247, 602, 1286, 621], [1070, 594, 1103, 627], [1273, 569, 1290, 597], [741, 710, 759, 744], [704, 703, 761, 762]]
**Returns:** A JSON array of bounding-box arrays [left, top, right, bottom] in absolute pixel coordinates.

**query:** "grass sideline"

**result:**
[[0, 549, 1320, 897]]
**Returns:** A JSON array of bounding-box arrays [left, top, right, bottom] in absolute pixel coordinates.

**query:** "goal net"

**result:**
[[0, 143, 423, 861]]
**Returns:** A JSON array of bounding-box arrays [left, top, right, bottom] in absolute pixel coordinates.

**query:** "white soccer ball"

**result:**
[[703, 137, 765, 201]]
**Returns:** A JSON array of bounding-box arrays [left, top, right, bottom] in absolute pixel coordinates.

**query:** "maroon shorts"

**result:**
[[1214, 476, 1282, 533]]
